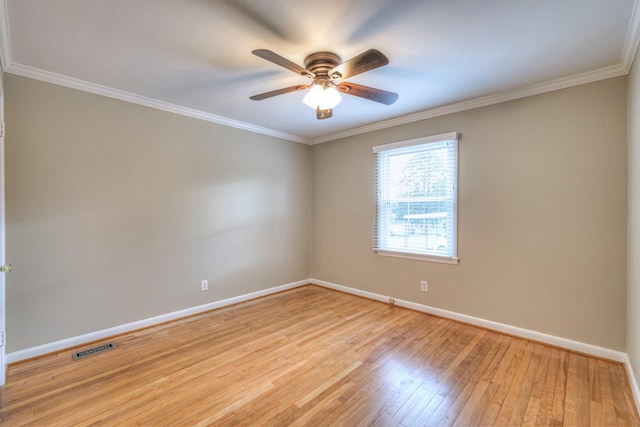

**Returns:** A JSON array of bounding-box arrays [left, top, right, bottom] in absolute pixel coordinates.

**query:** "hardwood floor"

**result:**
[[1, 285, 638, 426]]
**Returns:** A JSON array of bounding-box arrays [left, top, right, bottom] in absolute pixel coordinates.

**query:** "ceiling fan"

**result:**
[[250, 49, 399, 120]]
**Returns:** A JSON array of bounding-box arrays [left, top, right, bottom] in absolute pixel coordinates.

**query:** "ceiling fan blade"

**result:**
[[329, 49, 389, 80], [337, 82, 398, 105], [252, 49, 314, 78], [250, 84, 310, 100], [317, 107, 333, 120]]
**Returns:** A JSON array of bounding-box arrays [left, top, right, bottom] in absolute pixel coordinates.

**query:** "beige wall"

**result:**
[[628, 49, 640, 388], [5, 75, 311, 352], [4, 71, 630, 354], [312, 77, 628, 350]]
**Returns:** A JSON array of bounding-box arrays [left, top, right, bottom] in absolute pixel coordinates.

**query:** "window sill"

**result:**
[[374, 249, 459, 265]]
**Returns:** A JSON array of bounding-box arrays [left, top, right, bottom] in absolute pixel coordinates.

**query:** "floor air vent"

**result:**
[[73, 342, 117, 360]]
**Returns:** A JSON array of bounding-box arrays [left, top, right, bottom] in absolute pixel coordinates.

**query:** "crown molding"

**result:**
[[0, 0, 310, 144], [5, 59, 626, 148], [4, 62, 308, 144], [309, 63, 628, 144], [0, 0, 638, 146], [0, 0, 9, 72], [623, 0, 640, 71]]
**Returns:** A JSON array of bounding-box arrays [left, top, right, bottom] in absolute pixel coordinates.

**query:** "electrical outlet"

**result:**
[[201, 280, 208, 291], [421, 281, 428, 292]]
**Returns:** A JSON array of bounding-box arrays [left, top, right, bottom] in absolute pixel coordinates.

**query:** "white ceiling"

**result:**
[[0, 0, 638, 144]]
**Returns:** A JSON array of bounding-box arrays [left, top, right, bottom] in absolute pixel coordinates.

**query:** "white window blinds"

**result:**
[[373, 132, 458, 264]]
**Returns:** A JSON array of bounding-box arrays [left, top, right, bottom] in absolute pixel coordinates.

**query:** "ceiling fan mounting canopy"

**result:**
[[250, 48, 398, 120]]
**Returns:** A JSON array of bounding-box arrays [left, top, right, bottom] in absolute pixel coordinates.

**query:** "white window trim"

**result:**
[[374, 249, 460, 265], [372, 132, 458, 153], [372, 131, 459, 265]]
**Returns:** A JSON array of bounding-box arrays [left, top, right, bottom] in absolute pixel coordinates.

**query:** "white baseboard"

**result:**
[[310, 278, 628, 363], [6, 276, 638, 413], [7, 276, 636, 402], [6, 279, 309, 364], [311, 279, 639, 411]]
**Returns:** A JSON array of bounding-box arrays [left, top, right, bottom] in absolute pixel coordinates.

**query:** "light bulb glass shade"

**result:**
[[319, 86, 342, 109], [303, 84, 342, 110], [303, 85, 324, 109]]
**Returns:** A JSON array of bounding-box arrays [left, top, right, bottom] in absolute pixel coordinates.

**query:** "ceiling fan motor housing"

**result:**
[[304, 52, 342, 83]]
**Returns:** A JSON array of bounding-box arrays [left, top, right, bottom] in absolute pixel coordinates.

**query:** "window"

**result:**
[[373, 132, 458, 264]]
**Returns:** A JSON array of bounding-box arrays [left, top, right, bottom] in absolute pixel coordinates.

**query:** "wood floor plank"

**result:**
[[510, 345, 551, 425], [598, 359, 623, 426], [609, 362, 639, 426], [494, 341, 537, 425], [552, 350, 570, 425], [0, 285, 638, 426], [521, 345, 552, 426], [534, 347, 562, 426], [576, 353, 592, 426], [480, 340, 529, 424], [448, 333, 509, 425]]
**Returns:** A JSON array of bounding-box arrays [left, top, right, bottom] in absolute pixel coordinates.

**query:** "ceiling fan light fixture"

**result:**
[[303, 84, 324, 109], [303, 84, 342, 110], [321, 85, 342, 109]]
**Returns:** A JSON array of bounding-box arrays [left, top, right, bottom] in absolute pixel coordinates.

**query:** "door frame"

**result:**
[[0, 92, 6, 386]]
